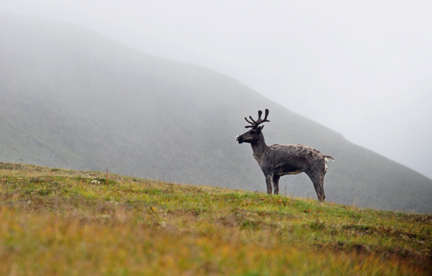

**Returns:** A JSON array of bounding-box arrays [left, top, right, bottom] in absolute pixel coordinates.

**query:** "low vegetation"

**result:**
[[0, 162, 431, 275]]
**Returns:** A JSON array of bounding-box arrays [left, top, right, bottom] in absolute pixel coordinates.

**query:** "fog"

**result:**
[[1, 0, 432, 179]]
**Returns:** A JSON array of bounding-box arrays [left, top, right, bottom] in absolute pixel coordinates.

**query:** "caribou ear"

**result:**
[[258, 125, 264, 131]]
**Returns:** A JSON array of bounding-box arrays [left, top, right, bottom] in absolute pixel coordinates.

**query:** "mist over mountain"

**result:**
[[1, 12, 432, 213]]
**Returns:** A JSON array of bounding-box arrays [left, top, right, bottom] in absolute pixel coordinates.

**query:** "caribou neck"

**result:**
[[251, 133, 268, 162]]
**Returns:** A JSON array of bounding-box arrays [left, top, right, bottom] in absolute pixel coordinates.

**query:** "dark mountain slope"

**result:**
[[1, 12, 431, 213]]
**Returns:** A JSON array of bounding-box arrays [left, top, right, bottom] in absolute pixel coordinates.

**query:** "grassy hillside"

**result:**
[[0, 162, 431, 275], [1, 12, 432, 214]]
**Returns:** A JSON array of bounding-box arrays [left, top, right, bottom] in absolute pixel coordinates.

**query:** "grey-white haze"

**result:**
[[1, 0, 431, 178]]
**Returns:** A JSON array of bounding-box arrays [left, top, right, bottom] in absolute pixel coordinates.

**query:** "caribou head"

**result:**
[[236, 109, 270, 144]]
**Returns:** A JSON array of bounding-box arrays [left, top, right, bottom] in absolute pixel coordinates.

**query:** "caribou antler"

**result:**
[[245, 109, 270, 128]]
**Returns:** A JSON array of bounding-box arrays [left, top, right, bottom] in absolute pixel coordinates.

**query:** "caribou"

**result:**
[[235, 109, 334, 202]]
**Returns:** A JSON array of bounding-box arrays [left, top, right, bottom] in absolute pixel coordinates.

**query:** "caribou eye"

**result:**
[[250, 130, 256, 134]]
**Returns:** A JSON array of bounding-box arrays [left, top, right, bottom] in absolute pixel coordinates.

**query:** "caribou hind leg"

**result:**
[[306, 171, 326, 202]]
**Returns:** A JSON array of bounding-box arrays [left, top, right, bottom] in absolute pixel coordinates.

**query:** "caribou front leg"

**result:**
[[272, 175, 280, 195], [265, 175, 273, 194]]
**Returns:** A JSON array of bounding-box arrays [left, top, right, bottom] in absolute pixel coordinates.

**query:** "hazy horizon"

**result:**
[[1, 0, 431, 179]]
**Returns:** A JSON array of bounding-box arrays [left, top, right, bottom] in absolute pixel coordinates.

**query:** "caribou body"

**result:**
[[236, 109, 333, 202]]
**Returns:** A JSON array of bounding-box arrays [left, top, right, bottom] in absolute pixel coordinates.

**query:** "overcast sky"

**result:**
[[1, 0, 432, 178]]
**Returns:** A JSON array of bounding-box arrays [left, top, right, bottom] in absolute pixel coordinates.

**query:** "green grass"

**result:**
[[0, 162, 431, 275]]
